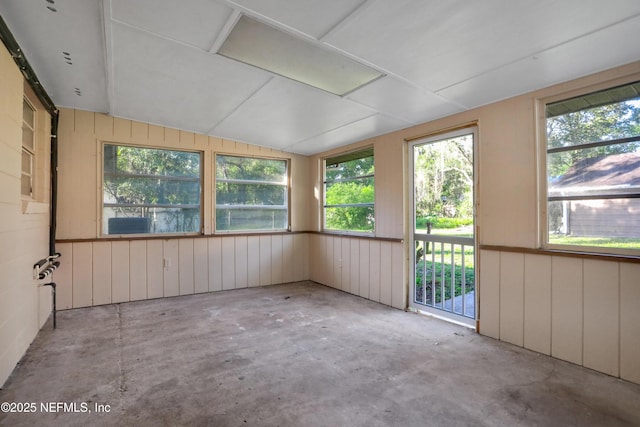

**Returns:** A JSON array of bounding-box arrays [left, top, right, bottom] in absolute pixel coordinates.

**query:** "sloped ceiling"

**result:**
[[1, 0, 640, 155]]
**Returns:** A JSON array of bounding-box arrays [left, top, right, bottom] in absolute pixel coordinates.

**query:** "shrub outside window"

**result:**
[[324, 148, 374, 233], [215, 155, 289, 232], [103, 144, 202, 235], [545, 80, 640, 253]]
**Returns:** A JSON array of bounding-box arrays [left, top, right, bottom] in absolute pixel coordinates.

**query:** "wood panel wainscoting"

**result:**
[[478, 245, 640, 385], [55, 233, 311, 309], [308, 233, 405, 311], [54, 232, 406, 312]]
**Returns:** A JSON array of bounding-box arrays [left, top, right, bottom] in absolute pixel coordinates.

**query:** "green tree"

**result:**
[[216, 155, 286, 207], [215, 155, 288, 230], [103, 145, 201, 233], [325, 181, 374, 231], [547, 101, 640, 178], [324, 155, 374, 231], [414, 135, 473, 223], [325, 156, 374, 181]]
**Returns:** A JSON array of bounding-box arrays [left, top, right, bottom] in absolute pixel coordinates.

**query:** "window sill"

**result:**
[[58, 230, 304, 243], [322, 229, 374, 238], [480, 244, 640, 264], [312, 231, 403, 243], [21, 200, 49, 215]]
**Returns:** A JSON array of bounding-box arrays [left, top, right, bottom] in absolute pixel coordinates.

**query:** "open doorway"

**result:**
[[409, 127, 477, 327]]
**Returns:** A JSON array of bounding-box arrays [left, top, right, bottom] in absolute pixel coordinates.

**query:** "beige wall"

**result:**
[[307, 136, 404, 239], [479, 251, 640, 384], [2, 36, 639, 387], [0, 44, 52, 386], [309, 234, 405, 310], [55, 234, 309, 309], [307, 136, 407, 309], [307, 61, 640, 384], [53, 108, 312, 310], [56, 108, 311, 239]]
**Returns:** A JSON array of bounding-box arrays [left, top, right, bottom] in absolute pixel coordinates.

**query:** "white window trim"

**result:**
[[322, 146, 375, 235], [537, 78, 640, 257], [214, 153, 291, 234], [99, 141, 204, 237]]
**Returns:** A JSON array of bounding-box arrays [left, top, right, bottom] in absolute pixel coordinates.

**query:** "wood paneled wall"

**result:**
[[306, 137, 404, 239], [308, 234, 405, 310], [479, 249, 640, 384], [46, 64, 640, 389], [307, 62, 640, 385], [0, 45, 52, 386], [54, 234, 309, 309], [56, 108, 310, 240]]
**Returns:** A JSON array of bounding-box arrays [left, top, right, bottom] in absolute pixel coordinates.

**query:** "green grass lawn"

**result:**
[[414, 216, 475, 305], [548, 235, 640, 250], [414, 240, 475, 305]]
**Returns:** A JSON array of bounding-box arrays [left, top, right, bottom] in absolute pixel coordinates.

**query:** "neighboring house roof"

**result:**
[[550, 152, 640, 195]]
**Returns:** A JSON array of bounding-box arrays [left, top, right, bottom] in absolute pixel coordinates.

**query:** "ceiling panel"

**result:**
[[212, 77, 376, 148], [111, 23, 271, 134], [0, 0, 108, 112], [227, 0, 367, 39], [287, 114, 412, 155], [438, 15, 640, 109], [111, 0, 234, 51], [346, 76, 464, 124], [2, 1, 640, 155], [325, 0, 640, 92]]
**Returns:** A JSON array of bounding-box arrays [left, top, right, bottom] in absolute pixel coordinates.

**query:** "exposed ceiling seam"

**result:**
[[435, 12, 640, 95], [109, 17, 213, 54], [285, 112, 384, 152], [102, 0, 115, 115], [208, 9, 242, 54], [314, 0, 455, 98], [224, 0, 321, 43], [205, 76, 274, 136], [343, 93, 422, 125], [317, 0, 376, 42], [321, 40, 434, 94]]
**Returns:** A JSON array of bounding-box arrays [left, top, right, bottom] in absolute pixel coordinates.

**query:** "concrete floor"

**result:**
[[1, 281, 639, 427]]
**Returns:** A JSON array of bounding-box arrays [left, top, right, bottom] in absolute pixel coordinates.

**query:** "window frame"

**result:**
[[539, 78, 640, 257], [100, 142, 204, 237], [323, 147, 375, 235], [214, 153, 291, 233]]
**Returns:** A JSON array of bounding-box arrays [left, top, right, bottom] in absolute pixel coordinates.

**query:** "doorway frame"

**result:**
[[407, 126, 479, 328]]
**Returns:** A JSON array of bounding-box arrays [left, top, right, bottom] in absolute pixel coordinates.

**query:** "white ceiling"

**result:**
[[1, 0, 640, 155]]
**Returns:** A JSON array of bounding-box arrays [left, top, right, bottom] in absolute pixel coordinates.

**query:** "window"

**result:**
[[324, 148, 374, 233], [21, 98, 35, 198], [215, 155, 289, 231], [103, 144, 202, 235], [544, 80, 640, 253]]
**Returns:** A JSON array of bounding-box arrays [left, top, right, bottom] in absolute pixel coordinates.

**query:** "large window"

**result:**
[[324, 148, 374, 233], [215, 155, 289, 231], [544, 80, 640, 253], [21, 98, 35, 198], [103, 144, 202, 235]]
